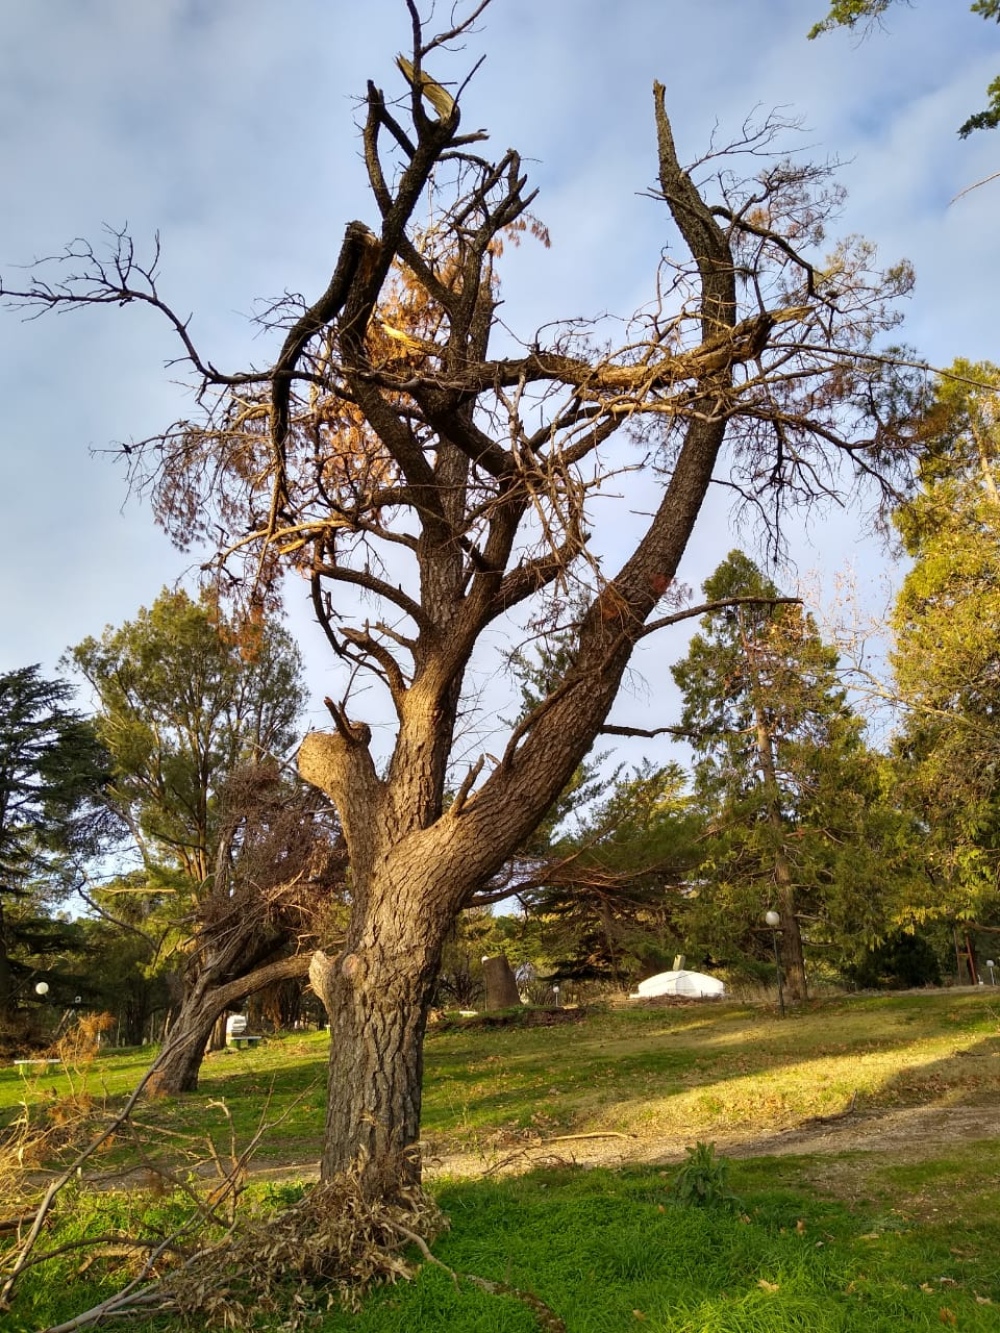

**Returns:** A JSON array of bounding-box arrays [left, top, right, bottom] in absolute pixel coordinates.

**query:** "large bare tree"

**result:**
[[2, 2, 918, 1200]]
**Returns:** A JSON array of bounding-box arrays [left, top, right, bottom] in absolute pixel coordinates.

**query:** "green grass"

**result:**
[[2, 993, 996, 1162], [3, 992, 999, 1330], [0, 1033, 331, 1169], [6, 1157, 1000, 1331], [420, 992, 1000, 1151]]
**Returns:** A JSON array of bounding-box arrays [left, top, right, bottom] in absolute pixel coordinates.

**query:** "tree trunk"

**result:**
[[0, 925, 15, 1026], [249, 977, 302, 1031], [964, 931, 980, 985], [481, 955, 521, 1009], [149, 1004, 219, 1094], [312, 900, 449, 1200], [775, 866, 807, 1004], [118, 980, 152, 1048], [208, 1012, 229, 1051], [148, 953, 311, 1093], [750, 687, 808, 1003]]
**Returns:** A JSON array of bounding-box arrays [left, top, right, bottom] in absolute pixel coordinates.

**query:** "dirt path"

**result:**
[[16, 1096, 993, 1201], [235, 1099, 997, 1188]]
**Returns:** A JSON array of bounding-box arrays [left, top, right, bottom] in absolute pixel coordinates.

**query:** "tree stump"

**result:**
[[482, 955, 521, 1010]]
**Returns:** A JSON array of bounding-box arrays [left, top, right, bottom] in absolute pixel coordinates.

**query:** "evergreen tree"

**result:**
[[527, 762, 700, 992], [672, 551, 888, 998], [889, 362, 1000, 958], [0, 666, 113, 1022]]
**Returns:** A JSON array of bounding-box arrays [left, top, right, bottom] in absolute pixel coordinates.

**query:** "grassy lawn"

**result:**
[[421, 993, 999, 1152], [2, 991, 999, 1330], [329, 1155, 1000, 1331], [3, 991, 995, 1164]]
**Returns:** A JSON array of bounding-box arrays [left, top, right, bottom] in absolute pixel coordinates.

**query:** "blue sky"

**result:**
[[1, 0, 997, 759]]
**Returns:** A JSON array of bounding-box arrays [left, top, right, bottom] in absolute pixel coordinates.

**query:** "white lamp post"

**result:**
[[764, 911, 785, 1017], [34, 981, 49, 999]]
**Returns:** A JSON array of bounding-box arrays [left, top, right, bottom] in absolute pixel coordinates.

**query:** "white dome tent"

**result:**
[[629, 970, 726, 1000]]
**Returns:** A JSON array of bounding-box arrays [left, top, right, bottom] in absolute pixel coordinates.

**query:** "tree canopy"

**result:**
[[0, 666, 113, 1022], [70, 587, 305, 884], [672, 552, 896, 996], [889, 361, 1000, 927]]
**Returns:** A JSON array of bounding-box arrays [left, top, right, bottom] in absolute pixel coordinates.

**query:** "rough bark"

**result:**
[[311, 860, 456, 1195]]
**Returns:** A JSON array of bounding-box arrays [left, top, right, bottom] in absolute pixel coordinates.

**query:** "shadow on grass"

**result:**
[[420, 992, 999, 1147], [3, 994, 996, 1182]]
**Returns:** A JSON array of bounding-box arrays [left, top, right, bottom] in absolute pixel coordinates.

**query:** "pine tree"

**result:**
[[0, 666, 112, 1020], [889, 362, 1000, 953], [672, 551, 884, 998], [527, 762, 700, 992]]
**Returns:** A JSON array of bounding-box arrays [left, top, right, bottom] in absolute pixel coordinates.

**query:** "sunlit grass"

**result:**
[[1, 992, 996, 1167], [7, 1154, 1000, 1332], [3, 993, 999, 1332], [420, 992, 999, 1151]]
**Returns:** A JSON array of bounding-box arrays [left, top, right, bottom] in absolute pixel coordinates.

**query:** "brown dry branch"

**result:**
[[35, 1166, 448, 1333], [0, 1015, 124, 1218], [464, 1272, 568, 1333], [0, 1059, 166, 1310], [3, 1079, 323, 1330]]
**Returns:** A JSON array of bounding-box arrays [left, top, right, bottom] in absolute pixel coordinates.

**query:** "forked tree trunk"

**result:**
[[149, 953, 311, 1094], [290, 70, 741, 1203]]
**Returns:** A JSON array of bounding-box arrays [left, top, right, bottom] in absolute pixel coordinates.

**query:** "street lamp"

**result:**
[[987, 960, 997, 987], [764, 911, 785, 1018], [34, 981, 49, 999]]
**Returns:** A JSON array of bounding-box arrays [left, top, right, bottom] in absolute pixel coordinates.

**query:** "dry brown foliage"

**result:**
[[0, 1017, 118, 1197], [162, 1171, 446, 1328], [14, 1166, 448, 1332], [51, 1013, 115, 1065]]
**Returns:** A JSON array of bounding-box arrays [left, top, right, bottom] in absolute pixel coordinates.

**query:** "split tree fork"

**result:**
[[1, 0, 919, 1201]]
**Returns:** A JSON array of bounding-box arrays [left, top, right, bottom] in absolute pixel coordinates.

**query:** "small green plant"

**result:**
[[672, 1140, 743, 1211]]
